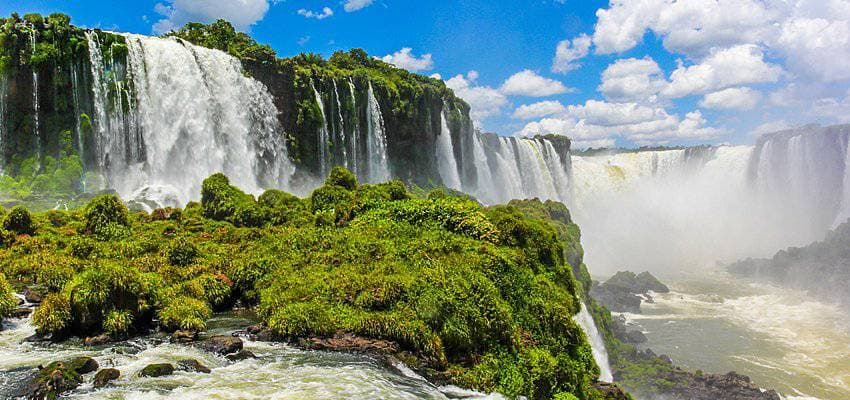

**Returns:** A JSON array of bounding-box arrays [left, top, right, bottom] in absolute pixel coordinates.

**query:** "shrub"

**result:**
[[310, 184, 353, 214], [35, 260, 75, 291], [258, 189, 309, 225], [84, 195, 129, 236], [4, 206, 36, 235], [158, 297, 211, 332], [103, 309, 133, 336], [33, 293, 72, 335], [326, 166, 357, 190], [0, 274, 17, 319], [201, 173, 266, 227], [46, 210, 70, 227], [166, 237, 199, 267]]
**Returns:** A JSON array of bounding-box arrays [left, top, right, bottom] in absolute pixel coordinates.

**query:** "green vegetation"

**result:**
[[0, 169, 621, 400]]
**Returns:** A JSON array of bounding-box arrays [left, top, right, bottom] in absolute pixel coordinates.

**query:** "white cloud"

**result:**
[[500, 70, 572, 97], [380, 48, 434, 72], [778, 17, 850, 82], [512, 101, 566, 120], [699, 87, 762, 110], [446, 72, 509, 123], [297, 7, 334, 20], [344, 0, 374, 12], [152, 0, 271, 33], [552, 34, 592, 73], [753, 120, 793, 137], [662, 44, 781, 98], [518, 99, 725, 145], [598, 57, 667, 103]]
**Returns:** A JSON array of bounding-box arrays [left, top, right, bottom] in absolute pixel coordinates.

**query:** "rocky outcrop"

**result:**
[[197, 335, 243, 356], [729, 220, 850, 309], [591, 271, 668, 313], [176, 359, 211, 374], [92, 368, 120, 388], [139, 363, 175, 378], [13, 357, 98, 399]]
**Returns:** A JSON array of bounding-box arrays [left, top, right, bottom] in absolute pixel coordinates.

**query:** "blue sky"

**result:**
[[3, 0, 850, 148]]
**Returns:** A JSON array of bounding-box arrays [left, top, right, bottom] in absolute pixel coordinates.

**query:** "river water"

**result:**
[[0, 311, 501, 400], [617, 270, 850, 400]]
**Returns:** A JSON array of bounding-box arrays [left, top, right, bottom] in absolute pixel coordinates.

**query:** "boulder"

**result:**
[[624, 330, 648, 344], [69, 357, 99, 374], [16, 357, 98, 399], [226, 350, 257, 361], [176, 359, 211, 374], [84, 334, 112, 347], [171, 330, 198, 343], [23, 288, 43, 304], [93, 368, 120, 388], [12, 307, 32, 319], [197, 335, 243, 356], [139, 363, 175, 377]]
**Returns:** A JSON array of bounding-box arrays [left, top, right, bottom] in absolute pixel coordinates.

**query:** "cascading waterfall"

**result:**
[[471, 134, 496, 201], [366, 82, 390, 183], [333, 80, 348, 169], [0, 74, 6, 172], [347, 78, 359, 178], [436, 110, 462, 190], [29, 28, 41, 165], [313, 82, 331, 178], [575, 302, 614, 382], [70, 64, 84, 163], [80, 33, 293, 206]]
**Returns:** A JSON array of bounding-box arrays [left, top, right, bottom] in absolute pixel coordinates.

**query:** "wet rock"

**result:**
[[197, 335, 243, 356], [659, 354, 673, 365], [23, 288, 43, 304], [591, 271, 669, 313], [171, 330, 198, 343], [592, 381, 630, 400], [93, 368, 120, 388], [139, 363, 175, 377], [226, 350, 257, 361], [246, 324, 264, 335], [84, 334, 112, 347], [12, 307, 32, 319], [176, 359, 211, 374], [302, 333, 399, 354], [623, 330, 647, 344], [69, 357, 99, 374]]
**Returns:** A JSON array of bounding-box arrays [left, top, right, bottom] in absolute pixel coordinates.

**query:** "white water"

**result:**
[[575, 303, 614, 382], [85, 34, 294, 206], [30, 28, 41, 165], [313, 82, 331, 178], [347, 79, 360, 178], [332, 80, 348, 169], [0, 313, 501, 400], [436, 111, 462, 190], [365, 82, 390, 183], [0, 74, 6, 171]]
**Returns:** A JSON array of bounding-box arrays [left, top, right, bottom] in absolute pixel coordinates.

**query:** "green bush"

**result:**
[[4, 206, 36, 235], [201, 173, 266, 227], [84, 195, 129, 237], [103, 309, 133, 336], [0, 273, 17, 319], [158, 296, 211, 332], [33, 293, 72, 335], [326, 166, 358, 190], [166, 237, 199, 267]]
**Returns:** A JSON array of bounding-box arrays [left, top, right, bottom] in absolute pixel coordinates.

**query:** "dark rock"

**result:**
[[226, 350, 257, 361], [636, 272, 670, 293], [69, 357, 99, 374], [23, 288, 43, 304], [592, 381, 630, 399], [197, 335, 243, 356], [139, 363, 175, 377], [12, 307, 32, 318], [591, 271, 669, 313], [624, 330, 647, 344], [84, 334, 112, 347], [16, 297, 24, 306], [302, 333, 400, 354], [659, 354, 673, 364], [176, 359, 211, 374], [171, 330, 198, 343], [246, 325, 264, 335], [590, 281, 642, 313], [93, 368, 120, 388]]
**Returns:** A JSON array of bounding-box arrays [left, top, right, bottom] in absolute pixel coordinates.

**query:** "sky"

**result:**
[[2, 0, 850, 148]]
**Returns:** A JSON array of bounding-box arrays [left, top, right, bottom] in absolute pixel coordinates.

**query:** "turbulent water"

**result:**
[[619, 270, 850, 400], [0, 310, 503, 400]]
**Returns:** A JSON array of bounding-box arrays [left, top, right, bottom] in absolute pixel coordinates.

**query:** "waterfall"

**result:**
[[436, 111, 462, 190], [76, 33, 293, 206], [29, 29, 41, 165], [471, 134, 495, 202], [542, 140, 571, 202], [0, 74, 6, 172], [333, 80, 348, 169], [313, 82, 331, 178], [575, 302, 614, 382], [348, 79, 359, 178], [366, 82, 389, 183], [489, 137, 526, 203], [70, 65, 84, 163]]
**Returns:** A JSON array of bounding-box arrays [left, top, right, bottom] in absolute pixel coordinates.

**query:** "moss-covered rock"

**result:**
[[139, 363, 175, 378], [93, 368, 120, 388]]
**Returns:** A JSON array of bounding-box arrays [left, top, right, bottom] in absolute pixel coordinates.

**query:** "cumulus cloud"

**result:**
[[518, 99, 725, 145], [297, 7, 334, 20], [344, 0, 374, 12], [552, 34, 592, 73], [598, 57, 667, 103], [446, 72, 509, 122], [152, 0, 271, 33], [380, 48, 434, 72], [699, 87, 762, 110], [512, 101, 566, 120], [662, 45, 781, 98], [500, 70, 573, 97], [778, 17, 850, 82]]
